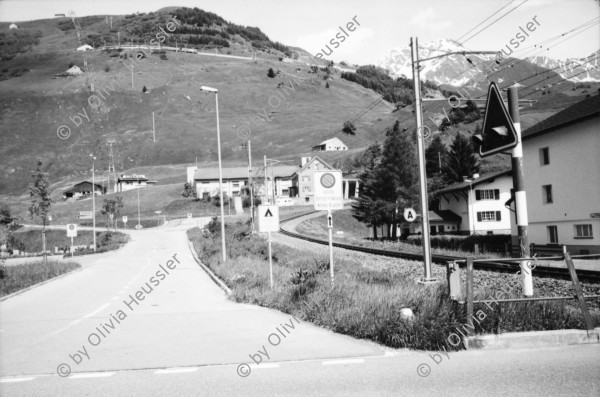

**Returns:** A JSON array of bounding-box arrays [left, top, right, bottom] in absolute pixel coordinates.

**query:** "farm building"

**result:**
[[311, 137, 348, 152], [116, 174, 149, 192], [63, 181, 105, 199]]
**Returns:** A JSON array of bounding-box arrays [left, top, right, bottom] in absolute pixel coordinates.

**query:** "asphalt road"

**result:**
[[1, 218, 598, 396]]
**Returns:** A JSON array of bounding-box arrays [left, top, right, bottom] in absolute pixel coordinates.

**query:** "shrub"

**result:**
[[326, 82, 330, 88], [159, 53, 168, 60], [267, 68, 275, 78], [104, 65, 110, 72]]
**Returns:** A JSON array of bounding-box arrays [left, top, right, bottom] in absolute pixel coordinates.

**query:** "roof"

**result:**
[[194, 165, 299, 180], [293, 156, 333, 176], [314, 137, 346, 147], [64, 181, 103, 193], [77, 44, 93, 51], [118, 174, 148, 181], [435, 170, 512, 195], [522, 94, 600, 140], [429, 210, 461, 223]]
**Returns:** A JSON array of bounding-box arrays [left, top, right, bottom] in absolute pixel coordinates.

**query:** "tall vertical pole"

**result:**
[[410, 37, 434, 282], [328, 209, 334, 288], [508, 86, 532, 296], [263, 155, 268, 204], [137, 185, 141, 229], [91, 158, 96, 251], [214, 93, 227, 262], [268, 231, 273, 289], [248, 140, 255, 232], [130, 66, 134, 90], [152, 112, 156, 142]]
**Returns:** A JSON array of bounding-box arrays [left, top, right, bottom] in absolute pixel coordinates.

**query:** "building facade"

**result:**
[[116, 174, 148, 192], [311, 137, 348, 152], [435, 170, 513, 235], [63, 181, 105, 199], [512, 94, 600, 254]]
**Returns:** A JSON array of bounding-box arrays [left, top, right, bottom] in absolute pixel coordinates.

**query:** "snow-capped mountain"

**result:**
[[376, 39, 600, 89]]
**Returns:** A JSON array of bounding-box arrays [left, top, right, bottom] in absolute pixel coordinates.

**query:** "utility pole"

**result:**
[[508, 86, 532, 296], [247, 140, 255, 232], [410, 37, 435, 283], [152, 112, 156, 142], [90, 155, 97, 252]]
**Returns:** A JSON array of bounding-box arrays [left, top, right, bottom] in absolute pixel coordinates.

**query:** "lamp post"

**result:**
[[463, 174, 480, 235], [89, 154, 97, 252], [410, 37, 497, 283], [201, 85, 227, 262], [136, 185, 142, 229]]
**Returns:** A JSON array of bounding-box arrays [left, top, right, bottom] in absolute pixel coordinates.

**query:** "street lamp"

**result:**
[[410, 37, 497, 283], [201, 85, 227, 262], [463, 174, 480, 235], [89, 154, 97, 252]]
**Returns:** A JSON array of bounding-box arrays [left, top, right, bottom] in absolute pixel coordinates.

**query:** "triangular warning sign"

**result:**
[[265, 209, 273, 217], [477, 82, 518, 157], [407, 212, 413, 220]]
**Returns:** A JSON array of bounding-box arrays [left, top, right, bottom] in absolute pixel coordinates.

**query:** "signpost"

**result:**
[[313, 170, 343, 288], [77, 211, 93, 220], [258, 204, 279, 289], [122, 216, 128, 229], [66, 224, 77, 257]]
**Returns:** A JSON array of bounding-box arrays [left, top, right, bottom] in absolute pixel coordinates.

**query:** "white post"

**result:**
[[215, 92, 227, 263], [268, 231, 273, 289], [137, 186, 141, 229], [152, 112, 155, 142], [71, 236, 74, 258], [328, 209, 334, 288], [91, 158, 96, 252]]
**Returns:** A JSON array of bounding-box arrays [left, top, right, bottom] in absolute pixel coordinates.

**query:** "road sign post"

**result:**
[[258, 204, 279, 289], [314, 170, 343, 288], [66, 224, 77, 258], [122, 216, 128, 229]]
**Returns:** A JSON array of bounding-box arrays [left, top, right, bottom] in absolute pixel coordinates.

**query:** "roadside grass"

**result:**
[[188, 219, 597, 351], [0, 260, 80, 297], [6, 229, 130, 256], [296, 211, 505, 259]]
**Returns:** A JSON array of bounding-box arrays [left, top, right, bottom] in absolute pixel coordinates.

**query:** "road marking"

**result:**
[[154, 367, 199, 374], [322, 359, 364, 365], [70, 372, 115, 379], [0, 377, 35, 383], [82, 303, 110, 319], [251, 363, 280, 369]]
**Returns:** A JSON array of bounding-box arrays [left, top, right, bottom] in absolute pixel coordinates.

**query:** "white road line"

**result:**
[[251, 363, 280, 369], [70, 372, 115, 379], [322, 359, 364, 365], [154, 367, 199, 374], [82, 303, 110, 319], [0, 377, 35, 383]]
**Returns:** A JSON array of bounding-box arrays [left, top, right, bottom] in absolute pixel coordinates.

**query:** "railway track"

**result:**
[[279, 211, 600, 283]]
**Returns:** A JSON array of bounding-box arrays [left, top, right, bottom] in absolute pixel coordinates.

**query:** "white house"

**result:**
[[76, 44, 93, 51], [116, 174, 148, 192], [435, 170, 513, 235], [511, 94, 600, 254], [312, 137, 348, 152], [9, 23, 18, 30]]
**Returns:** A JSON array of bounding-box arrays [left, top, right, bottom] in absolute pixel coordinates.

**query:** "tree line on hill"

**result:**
[[351, 121, 481, 239]]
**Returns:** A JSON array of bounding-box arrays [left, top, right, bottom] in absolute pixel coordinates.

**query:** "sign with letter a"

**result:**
[[257, 204, 279, 232]]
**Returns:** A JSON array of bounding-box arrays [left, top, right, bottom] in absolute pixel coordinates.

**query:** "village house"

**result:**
[[311, 137, 348, 152], [63, 181, 105, 199]]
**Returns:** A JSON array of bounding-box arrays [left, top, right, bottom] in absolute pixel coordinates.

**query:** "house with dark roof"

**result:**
[[435, 170, 513, 235], [510, 93, 600, 254], [63, 181, 105, 199]]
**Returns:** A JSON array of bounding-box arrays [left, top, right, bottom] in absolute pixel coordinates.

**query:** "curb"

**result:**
[[0, 266, 83, 303], [186, 236, 232, 296], [465, 327, 600, 350]]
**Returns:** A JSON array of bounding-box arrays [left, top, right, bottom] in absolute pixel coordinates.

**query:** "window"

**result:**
[[477, 211, 501, 222], [575, 224, 593, 238], [475, 189, 499, 200], [539, 147, 550, 165], [542, 185, 553, 204], [233, 182, 240, 188], [547, 226, 558, 244]]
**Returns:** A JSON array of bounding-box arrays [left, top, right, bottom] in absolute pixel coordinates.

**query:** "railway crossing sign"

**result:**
[[66, 224, 78, 237], [472, 82, 518, 157], [404, 208, 417, 222], [257, 204, 279, 233], [313, 170, 343, 211]]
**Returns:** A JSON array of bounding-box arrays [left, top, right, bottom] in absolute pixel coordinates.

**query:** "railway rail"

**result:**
[[279, 211, 600, 283]]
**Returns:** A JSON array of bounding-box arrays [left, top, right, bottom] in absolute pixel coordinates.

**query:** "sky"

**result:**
[[1, 0, 598, 65]]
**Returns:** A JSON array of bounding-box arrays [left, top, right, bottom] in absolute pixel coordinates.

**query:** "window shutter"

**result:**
[[496, 211, 501, 221], [494, 189, 500, 200], [477, 212, 482, 222], [475, 190, 481, 200]]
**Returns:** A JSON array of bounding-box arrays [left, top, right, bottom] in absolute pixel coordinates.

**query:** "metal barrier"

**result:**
[[448, 252, 600, 331]]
